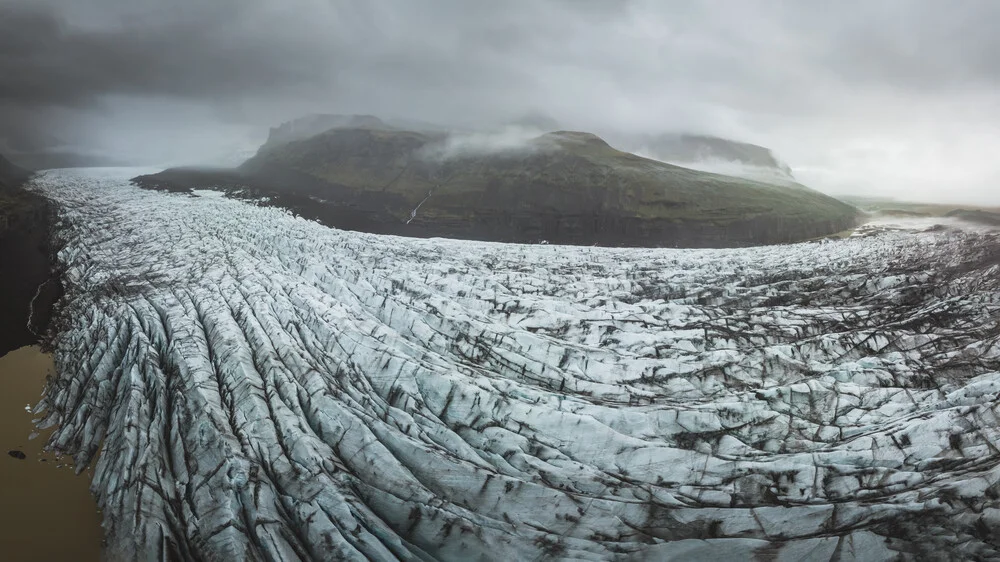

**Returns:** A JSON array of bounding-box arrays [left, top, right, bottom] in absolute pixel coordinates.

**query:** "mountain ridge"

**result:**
[[137, 123, 858, 247], [608, 132, 798, 185], [259, 114, 799, 187]]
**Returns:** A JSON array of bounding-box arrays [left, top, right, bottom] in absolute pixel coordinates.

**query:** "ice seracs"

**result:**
[[27, 168, 1000, 561]]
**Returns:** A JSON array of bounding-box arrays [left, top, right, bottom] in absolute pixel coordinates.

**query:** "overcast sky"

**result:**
[[2, 0, 999, 203]]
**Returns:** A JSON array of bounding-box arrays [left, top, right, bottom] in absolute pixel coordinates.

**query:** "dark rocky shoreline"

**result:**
[[0, 159, 62, 357]]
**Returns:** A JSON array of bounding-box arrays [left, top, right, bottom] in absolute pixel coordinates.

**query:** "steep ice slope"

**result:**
[[29, 168, 1000, 561]]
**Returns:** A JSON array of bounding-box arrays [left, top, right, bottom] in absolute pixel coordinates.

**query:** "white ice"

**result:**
[[26, 168, 1000, 561]]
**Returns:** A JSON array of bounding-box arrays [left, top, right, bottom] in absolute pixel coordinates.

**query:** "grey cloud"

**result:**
[[2, 0, 999, 203], [0, 1, 337, 106]]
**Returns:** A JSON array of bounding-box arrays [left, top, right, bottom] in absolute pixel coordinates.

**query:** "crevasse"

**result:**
[[28, 168, 1000, 561]]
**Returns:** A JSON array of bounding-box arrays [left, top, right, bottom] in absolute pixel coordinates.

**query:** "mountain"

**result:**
[[228, 125, 857, 246], [259, 115, 802, 189], [261, 114, 392, 151], [837, 195, 1000, 223], [610, 133, 798, 186], [260, 114, 463, 153]]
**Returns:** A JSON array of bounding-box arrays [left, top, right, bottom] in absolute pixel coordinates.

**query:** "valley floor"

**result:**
[[25, 168, 1000, 560]]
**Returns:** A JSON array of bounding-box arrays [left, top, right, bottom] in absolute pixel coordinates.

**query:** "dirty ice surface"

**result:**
[[27, 168, 1000, 561]]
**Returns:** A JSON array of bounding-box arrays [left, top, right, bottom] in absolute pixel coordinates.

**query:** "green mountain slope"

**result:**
[[233, 127, 857, 246]]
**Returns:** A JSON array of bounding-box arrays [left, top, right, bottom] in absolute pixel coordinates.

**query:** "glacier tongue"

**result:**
[[27, 168, 1000, 561]]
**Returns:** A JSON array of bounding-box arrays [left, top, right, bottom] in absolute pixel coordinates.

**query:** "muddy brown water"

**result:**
[[0, 346, 103, 561]]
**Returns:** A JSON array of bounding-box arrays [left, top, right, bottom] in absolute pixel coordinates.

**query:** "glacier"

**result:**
[[24, 168, 1000, 560]]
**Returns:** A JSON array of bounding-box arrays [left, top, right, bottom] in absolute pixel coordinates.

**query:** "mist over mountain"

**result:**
[[259, 113, 804, 187], [261, 114, 393, 151], [136, 116, 857, 247], [611, 133, 799, 186], [503, 112, 563, 132]]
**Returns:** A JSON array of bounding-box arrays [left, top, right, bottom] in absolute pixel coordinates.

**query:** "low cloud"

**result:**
[[638, 155, 799, 187], [3, 0, 1000, 203], [417, 127, 551, 161]]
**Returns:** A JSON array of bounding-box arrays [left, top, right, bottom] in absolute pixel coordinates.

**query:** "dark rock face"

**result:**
[[134, 127, 858, 248], [0, 156, 60, 357]]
